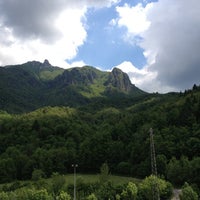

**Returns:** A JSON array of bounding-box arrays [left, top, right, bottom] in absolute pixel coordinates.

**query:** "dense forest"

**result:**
[[0, 85, 199, 189]]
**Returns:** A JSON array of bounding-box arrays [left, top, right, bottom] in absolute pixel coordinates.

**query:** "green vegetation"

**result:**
[[180, 182, 198, 200], [0, 86, 199, 189], [20, 60, 65, 81], [0, 173, 173, 200], [0, 61, 200, 199]]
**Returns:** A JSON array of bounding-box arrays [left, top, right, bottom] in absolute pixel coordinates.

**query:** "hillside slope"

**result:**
[[0, 60, 145, 113], [0, 86, 199, 188]]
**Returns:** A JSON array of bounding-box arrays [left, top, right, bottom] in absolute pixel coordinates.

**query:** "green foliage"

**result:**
[[0, 191, 9, 200], [99, 163, 110, 183], [0, 174, 141, 200], [121, 182, 137, 200], [86, 193, 98, 200], [32, 169, 45, 181], [0, 79, 200, 191], [56, 191, 71, 200], [138, 175, 173, 200], [13, 188, 52, 200], [96, 181, 116, 200], [116, 162, 132, 175], [51, 173, 66, 196], [167, 156, 193, 186], [180, 182, 198, 200]]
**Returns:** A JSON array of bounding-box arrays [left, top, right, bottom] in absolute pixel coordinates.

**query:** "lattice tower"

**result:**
[[149, 128, 160, 200]]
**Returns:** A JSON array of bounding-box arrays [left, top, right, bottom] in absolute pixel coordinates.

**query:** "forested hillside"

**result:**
[[0, 85, 199, 193]]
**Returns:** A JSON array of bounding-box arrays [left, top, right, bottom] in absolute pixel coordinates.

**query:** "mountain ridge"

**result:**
[[0, 60, 146, 113]]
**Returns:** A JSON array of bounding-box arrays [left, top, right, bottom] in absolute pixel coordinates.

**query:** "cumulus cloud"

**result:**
[[114, 61, 174, 92], [141, 0, 200, 91], [114, 0, 200, 92], [115, 3, 151, 36], [0, 0, 119, 67]]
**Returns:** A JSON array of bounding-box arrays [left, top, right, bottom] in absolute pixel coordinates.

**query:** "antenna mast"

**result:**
[[149, 128, 160, 200]]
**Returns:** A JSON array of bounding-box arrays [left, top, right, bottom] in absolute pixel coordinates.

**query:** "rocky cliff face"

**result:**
[[52, 66, 137, 93], [105, 68, 133, 92]]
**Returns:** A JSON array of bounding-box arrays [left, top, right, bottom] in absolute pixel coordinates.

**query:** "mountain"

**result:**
[[0, 60, 145, 113]]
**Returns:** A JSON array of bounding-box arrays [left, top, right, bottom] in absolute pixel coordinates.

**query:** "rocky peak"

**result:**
[[106, 68, 133, 92], [42, 59, 51, 67], [54, 66, 98, 86]]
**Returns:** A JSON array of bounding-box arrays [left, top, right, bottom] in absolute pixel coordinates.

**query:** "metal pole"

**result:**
[[72, 164, 78, 200], [149, 128, 160, 200]]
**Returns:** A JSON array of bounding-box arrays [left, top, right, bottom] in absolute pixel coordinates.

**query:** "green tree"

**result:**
[[51, 172, 66, 197], [3, 146, 30, 180], [99, 163, 110, 183], [48, 148, 68, 174], [180, 182, 198, 200], [156, 154, 167, 177], [190, 157, 200, 186], [121, 182, 137, 200], [97, 181, 115, 200], [0, 158, 16, 183], [86, 193, 98, 200], [33, 148, 51, 176], [167, 157, 180, 185], [56, 191, 71, 200], [138, 175, 172, 200], [0, 191, 9, 200], [167, 156, 191, 185], [32, 189, 52, 200], [32, 169, 45, 181], [116, 162, 132, 175], [14, 188, 52, 200]]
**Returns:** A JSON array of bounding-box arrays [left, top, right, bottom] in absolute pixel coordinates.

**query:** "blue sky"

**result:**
[[69, 4, 146, 69], [69, 0, 158, 70], [0, 0, 200, 93]]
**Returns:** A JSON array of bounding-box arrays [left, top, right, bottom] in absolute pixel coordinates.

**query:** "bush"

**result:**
[[180, 182, 198, 200], [56, 191, 71, 200], [32, 169, 45, 181], [0, 191, 9, 200], [121, 182, 137, 200], [116, 162, 132, 175], [86, 193, 98, 200], [51, 172, 66, 196]]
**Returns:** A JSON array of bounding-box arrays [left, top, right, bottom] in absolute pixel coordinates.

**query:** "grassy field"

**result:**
[[62, 174, 140, 186], [0, 174, 141, 192]]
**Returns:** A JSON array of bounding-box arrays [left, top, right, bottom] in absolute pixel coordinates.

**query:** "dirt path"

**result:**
[[171, 189, 181, 200]]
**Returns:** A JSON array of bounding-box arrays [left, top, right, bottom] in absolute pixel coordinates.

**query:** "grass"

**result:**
[[62, 174, 141, 186], [0, 174, 141, 192]]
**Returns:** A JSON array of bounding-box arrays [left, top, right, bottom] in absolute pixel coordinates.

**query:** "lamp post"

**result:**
[[72, 164, 78, 200]]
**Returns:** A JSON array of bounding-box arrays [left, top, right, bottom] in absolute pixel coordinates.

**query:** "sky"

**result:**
[[0, 0, 200, 93]]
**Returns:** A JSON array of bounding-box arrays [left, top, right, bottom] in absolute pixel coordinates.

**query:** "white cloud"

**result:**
[[114, 61, 176, 93], [113, 3, 152, 41], [141, 0, 200, 91], [67, 60, 87, 68], [114, 0, 200, 92], [0, 0, 119, 67]]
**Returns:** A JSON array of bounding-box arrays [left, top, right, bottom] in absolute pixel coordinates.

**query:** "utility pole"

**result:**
[[72, 164, 78, 200], [149, 128, 160, 200]]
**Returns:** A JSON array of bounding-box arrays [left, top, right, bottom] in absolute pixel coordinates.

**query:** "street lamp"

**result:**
[[72, 164, 78, 200]]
